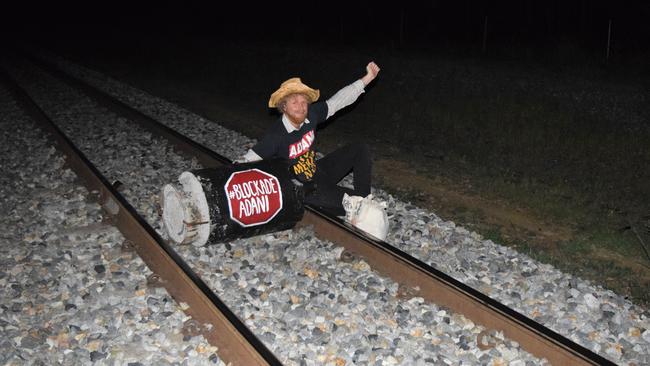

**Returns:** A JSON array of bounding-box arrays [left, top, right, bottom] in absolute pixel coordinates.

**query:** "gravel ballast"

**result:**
[[3, 52, 649, 365], [0, 83, 225, 365], [8, 54, 545, 365]]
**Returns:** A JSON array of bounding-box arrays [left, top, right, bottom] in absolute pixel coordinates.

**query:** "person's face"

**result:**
[[283, 94, 309, 127]]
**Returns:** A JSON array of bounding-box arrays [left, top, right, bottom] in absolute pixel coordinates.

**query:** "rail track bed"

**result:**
[[0, 80, 226, 365], [2, 51, 648, 365]]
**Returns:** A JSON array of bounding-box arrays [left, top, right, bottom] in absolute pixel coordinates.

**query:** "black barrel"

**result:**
[[161, 158, 305, 245]]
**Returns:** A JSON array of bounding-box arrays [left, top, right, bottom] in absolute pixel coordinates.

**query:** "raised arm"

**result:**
[[360, 61, 380, 86], [325, 61, 381, 119]]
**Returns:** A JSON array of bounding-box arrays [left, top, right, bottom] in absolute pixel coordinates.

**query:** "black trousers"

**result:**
[[303, 143, 372, 216]]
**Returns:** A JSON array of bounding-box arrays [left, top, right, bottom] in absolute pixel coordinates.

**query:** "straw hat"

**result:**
[[268, 77, 320, 108]]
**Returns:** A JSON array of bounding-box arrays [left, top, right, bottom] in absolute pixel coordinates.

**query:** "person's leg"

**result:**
[[303, 183, 352, 216], [315, 143, 371, 197], [304, 143, 372, 216]]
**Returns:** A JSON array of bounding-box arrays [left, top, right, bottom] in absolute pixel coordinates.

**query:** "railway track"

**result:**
[[2, 51, 619, 365], [1, 64, 279, 365]]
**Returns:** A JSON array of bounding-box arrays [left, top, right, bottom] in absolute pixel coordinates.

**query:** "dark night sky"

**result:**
[[2, 1, 648, 66]]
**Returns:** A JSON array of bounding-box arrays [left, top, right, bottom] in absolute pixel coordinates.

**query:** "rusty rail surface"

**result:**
[[0, 65, 281, 366], [23, 52, 615, 365]]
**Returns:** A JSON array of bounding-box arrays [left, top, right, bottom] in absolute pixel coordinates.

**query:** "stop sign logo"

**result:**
[[224, 169, 283, 227]]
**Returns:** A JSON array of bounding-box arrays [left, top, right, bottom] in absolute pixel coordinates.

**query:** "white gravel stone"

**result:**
[[583, 293, 601, 310], [643, 329, 650, 343]]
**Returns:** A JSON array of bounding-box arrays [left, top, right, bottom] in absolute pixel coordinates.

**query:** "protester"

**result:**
[[238, 62, 380, 216]]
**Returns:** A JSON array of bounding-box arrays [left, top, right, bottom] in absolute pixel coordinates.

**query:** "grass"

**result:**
[[481, 217, 649, 303], [438, 151, 650, 305]]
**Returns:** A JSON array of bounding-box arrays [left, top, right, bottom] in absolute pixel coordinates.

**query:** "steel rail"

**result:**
[[0, 65, 282, 366], [24, 52, 615, 365]]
